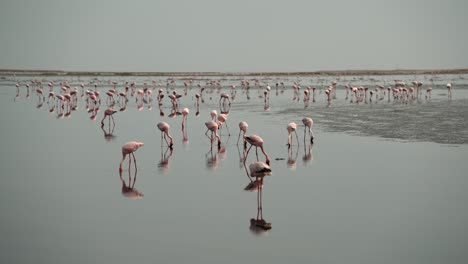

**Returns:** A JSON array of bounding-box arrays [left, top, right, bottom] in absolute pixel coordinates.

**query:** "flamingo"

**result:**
[[205, 120, 221, 148], [182, 108, 189, 128], [237, 121, 248, 146], [447, 83, 453, 97], [249, 161, 272, 178], [286, 122, 299, 148], [119, 142, 144, 171], [217, 113, 230, 136], [302, 117, 314, 143], [219, 92, 231, 105], [101, 108, 117, 126], [244, 134, 270, 165], [157, 122, 174, 148]]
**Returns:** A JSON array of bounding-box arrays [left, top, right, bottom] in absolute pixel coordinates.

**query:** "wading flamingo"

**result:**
[[302, 117, 314, 143], [119, 142, 144, 171], [244, 134, 270, 165], [237, 121, 248, 147], [157, 122, 174, 148], [286, 122, 299, 148]]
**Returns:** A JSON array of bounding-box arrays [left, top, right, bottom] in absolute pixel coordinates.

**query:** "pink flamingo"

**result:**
[[119, 141, 144, 171], [101, 108, 117, 126], [219, 93, 231, 105], [249, 161, 272, 178], [217, 113, 230, 136], [237, 121, 248, 146], [286, 122, 299, 148], [244, 134, 270, 165], [157, 122, 174, 148], [205, 120, 221, 148], [182, 108, 189, 128], [302, 117, 314, 143]]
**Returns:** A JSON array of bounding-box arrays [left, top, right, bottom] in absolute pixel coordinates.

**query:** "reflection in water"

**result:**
[[287, 145, 299, 170], [158, 146, 174, 174], [101, 119, 116, 142], [205, 147, 219, 170], [302, 141, 314, 165], [119, 161, 144, 200]]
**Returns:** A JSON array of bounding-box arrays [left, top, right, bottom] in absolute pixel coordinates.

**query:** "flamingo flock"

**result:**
[[10, 73, 461, 235]]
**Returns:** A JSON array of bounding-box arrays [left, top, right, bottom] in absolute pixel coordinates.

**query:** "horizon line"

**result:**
[[1, 68, 468, 77]]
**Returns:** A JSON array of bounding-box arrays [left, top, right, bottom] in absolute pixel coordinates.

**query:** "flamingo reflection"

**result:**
[[302, 140, 314, 165], [287, 144, 299, 170], [101, 118, 116, 142], [158, 145, 174, 174], [205, 146, 219, 170], [119, 160, 144, 200]]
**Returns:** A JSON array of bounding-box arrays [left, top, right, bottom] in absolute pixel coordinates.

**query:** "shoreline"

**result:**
[[1, 68, 468, 77]]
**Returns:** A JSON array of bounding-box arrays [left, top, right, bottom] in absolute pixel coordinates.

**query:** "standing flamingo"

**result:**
[[286, 122, 299, 148], [101, 108, 117, 126], [157, 122, 174, 148], [302, 117, 314, 143], [237, 121, 248, 147], [119, 142, 144, 171], [182, 108, 189, 128], [217, 113, 230, 136], [205, 120, 221, 148], [244, 134, 270, 165]]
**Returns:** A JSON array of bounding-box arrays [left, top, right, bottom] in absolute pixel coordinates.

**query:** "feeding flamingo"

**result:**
[[302, 117, 314, 143], [286, 122, 299, 148], [237, 121, 248, 147], [119, 142, 144, 172], [244, 134, 270, 165], [157, 122, 174, 148]]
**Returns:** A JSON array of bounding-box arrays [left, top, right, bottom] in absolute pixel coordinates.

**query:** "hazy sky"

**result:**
[[1, 0, 467, 72]]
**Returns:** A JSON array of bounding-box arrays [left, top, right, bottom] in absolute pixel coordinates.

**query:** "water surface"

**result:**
[[1, 73, 467, 264]]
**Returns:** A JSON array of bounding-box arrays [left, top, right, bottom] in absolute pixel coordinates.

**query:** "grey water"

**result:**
[[1, 73, 467, 264]]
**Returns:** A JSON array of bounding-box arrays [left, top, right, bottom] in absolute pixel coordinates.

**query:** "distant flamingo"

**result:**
[[426, 87, 433, 99], [182, 108, 189, 128], [237, 121, 248, 147], [447, 83, 453, 97], [302, 117, 314, 143], [244, 134, 270, 165], [119, 142, 144, 171], [157, 122, 174, 148], [219, 93, 231, 105], [286, 122, 299, 148]]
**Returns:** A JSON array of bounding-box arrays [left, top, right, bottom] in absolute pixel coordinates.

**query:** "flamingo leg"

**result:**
[[224, 121, 231, 136], [119, 154, 126, 171], [244, 145, 253, 162], [295, 130, 299, 147], [132, 152, 137, 172]]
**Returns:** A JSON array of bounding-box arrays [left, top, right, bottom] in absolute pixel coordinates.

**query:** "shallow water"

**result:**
[[1, 73, 467, 264]]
